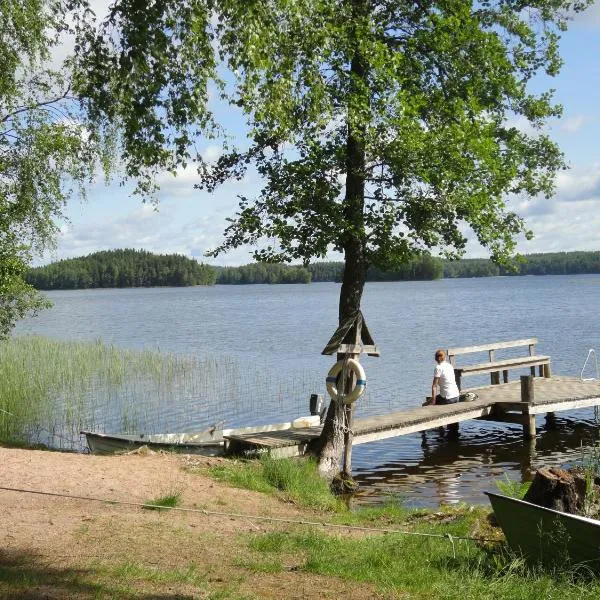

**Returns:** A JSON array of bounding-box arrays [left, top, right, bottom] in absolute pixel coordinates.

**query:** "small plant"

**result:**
[[142, 492, 182, 511], [496, 475, 531, 500], [579, 437, 600, 518]]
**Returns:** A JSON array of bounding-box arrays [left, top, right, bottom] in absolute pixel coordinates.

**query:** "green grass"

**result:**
[[0, 335, 322, 451], [246, 517, 600, 599], [142, 492, 182, 511], [578, 436, 600, 517], [0, 559, 249, 600], [204, 457, 600, 597], [207, 456, 345, 512]]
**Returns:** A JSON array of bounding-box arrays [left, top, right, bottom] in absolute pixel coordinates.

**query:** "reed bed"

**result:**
[[0, 336, 321, 451]]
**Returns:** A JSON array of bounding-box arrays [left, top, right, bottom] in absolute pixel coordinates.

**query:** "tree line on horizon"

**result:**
[[25, 249, 600, 290], [25, 249, 217, 289]]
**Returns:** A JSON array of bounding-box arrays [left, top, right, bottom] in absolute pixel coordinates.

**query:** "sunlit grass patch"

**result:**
[[231, 556, 284, 574], [207, 456, 345, 512], [111, 561, 204, 585], [248, 517, 600, 599], [142, 492, 182, 511]]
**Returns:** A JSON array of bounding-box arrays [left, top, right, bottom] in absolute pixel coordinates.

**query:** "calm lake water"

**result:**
[[14, 275, 600, 507]]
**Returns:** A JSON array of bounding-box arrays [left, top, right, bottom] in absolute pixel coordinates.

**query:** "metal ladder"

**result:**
[[581, 349, 600, 421]]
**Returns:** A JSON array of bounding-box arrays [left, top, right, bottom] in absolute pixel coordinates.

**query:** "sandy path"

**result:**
[[0, 448, 381, 599]]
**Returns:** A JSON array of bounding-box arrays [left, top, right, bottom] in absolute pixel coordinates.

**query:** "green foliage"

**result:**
[[0, 0, 112, 338], [26, 248, 216, 289], [75, 0, 590, 270], [208, 456, 344, 512], [0, 248, 51, 338], [496, 476, 532, 500], [27, 249, 600, 290], [578, 437, 600, 518]]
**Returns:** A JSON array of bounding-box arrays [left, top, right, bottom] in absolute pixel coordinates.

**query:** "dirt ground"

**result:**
[[0, 448, 382, 599]]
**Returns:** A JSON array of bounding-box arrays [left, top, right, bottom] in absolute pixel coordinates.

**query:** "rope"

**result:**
[[0, 484, 501, 545]]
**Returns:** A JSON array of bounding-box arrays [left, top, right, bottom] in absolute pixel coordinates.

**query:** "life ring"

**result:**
[[326, 359, 367, 404]]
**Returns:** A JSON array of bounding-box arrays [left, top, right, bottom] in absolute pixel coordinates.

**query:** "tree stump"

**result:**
[[523, 467, 586, 514]]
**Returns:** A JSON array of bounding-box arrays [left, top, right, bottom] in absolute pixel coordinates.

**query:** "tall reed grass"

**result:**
[[0, 336, 320, 451]]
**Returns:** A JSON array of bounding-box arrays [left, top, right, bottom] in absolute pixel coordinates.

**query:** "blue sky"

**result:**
[[50, 2, 600, 266]]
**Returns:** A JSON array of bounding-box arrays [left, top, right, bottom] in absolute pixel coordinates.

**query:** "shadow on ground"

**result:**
[[0, 548, 197, 599]]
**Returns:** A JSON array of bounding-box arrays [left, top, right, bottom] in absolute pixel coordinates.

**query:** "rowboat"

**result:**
[[486, 492, 600, 569], [81, 418, 319, 456], [81, 429, 226, 455]]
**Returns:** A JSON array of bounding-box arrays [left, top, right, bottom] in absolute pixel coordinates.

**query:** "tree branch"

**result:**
[[1, 85, 71, 125]]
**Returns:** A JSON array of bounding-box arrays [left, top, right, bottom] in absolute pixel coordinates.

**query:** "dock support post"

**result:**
[[520, 375, 536, 439], [454, 369, 462, 391], [545, 412, 557, 430]]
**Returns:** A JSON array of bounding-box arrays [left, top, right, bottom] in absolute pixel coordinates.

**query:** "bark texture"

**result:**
[[523, 467, 587, 514]]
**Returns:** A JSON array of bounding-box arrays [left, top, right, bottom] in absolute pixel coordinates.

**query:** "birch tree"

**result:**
[[76, 0, 590, 478]]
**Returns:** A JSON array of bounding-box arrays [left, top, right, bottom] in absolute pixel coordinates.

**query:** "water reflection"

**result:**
[[352, 412, 599, 508]]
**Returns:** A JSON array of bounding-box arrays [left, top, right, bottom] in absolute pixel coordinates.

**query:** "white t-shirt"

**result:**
[[434, 361, 459, 400]]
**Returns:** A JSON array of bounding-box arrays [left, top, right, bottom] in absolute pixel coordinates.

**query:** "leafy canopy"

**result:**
[[0, 0, 109, 338], [76, 0, 590, 271]]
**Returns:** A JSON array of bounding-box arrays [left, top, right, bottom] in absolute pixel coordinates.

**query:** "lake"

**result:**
[[14, 274, 600, 507]]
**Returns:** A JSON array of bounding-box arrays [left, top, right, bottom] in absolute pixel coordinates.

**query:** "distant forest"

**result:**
[[26, 249, 217, 289], [26, 249, 600, 290]]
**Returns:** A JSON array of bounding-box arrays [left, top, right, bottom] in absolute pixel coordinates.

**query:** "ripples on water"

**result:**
[[352, 412, 600, 508], [14, 275, 600, 507]]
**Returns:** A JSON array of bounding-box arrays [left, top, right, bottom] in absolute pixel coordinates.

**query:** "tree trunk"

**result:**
[[523, 467, 587, 514], [316, 0, 368, 480]]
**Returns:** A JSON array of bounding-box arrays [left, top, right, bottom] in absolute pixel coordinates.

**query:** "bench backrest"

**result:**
[[447, 338, 538, 366]]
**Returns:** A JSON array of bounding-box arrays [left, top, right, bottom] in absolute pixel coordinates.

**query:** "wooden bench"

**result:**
[[447, 338, 551, 390]]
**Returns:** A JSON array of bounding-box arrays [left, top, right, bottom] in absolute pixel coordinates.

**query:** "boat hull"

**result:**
[[486, 492, 600, 569], [81, 430, 224, 456], [81, 421, 302, 456]]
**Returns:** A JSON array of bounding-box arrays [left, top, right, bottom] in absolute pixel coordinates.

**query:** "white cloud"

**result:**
[[155, 165, 202, 198], [202, 145, 223, 162], [571, 3, 600, 27], [560, 115, 590, 133], [464, 163, 600, 257], [505, 115, 543, 137], [555, 164, 600, 202]]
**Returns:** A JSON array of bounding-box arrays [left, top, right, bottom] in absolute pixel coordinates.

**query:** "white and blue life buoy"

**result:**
[[326, 358, 367, 404]]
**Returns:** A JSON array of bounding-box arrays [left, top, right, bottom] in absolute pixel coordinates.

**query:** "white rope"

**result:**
[[0, 485, 502, 545]]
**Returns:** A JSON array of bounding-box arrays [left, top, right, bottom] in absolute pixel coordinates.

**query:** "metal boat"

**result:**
[[81, 420, 312, 456], [486, 491, 600, 569]]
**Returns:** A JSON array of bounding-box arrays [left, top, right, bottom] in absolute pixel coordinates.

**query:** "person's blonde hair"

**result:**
[[435, 349, 445, 361]]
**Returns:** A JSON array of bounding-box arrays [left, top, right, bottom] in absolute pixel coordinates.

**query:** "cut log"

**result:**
[[523, 467, 586, 514]]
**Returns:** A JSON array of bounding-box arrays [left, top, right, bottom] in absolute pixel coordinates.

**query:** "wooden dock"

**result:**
[[224, 376, 600, 458]]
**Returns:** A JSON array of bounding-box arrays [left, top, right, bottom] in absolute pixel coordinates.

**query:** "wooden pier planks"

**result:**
[[223, 376, 600, 457]]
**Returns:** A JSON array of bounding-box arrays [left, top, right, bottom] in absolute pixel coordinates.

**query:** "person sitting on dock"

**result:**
[[430, 349, 459, 405]]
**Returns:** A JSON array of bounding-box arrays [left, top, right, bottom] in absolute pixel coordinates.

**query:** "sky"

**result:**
[[48, 2, 600, 267]]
